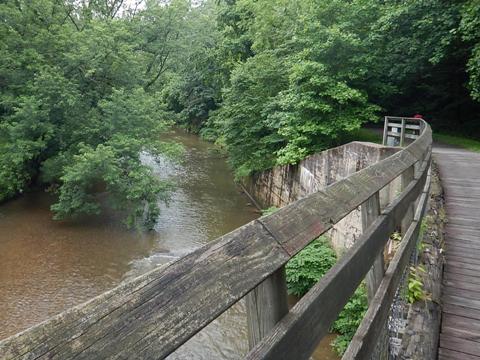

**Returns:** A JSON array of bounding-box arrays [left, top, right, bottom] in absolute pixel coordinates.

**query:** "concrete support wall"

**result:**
[[243, 142, 399, 254]]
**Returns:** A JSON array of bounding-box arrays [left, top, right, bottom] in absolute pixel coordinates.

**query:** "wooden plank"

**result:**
[[446, 264, 480, 278], [387, 131, 418, 140], [440, 334, 480, 356], [447, 239, 480, 250], [443, 313, 480, 333], [388, 123, 421, 130], [0, 221, 290, 360], [386, 116, 422, 121], [405, 126, 431, 160], [246, 267, 289, 349], [448, 218, 480, 229], [442, 326, 480, 344], [446, 216, 480, 225], [442, 313, 480, 342], [445, 207, 480, 219], [448, 235, 480, 245], [443, 286, 480, 301], [444, 184, 480, 193], [401, 165, 415, 234], [446, 226, 480, 238], [446, 254, 480, 266], [382, 116, 388, 146], [362, 192, 384, 302], [400, 118, 406, 146], [444, 273, 480, 286], [443, 279, 480, 293], [445, 260, 480, 272], [443, 293, 480, 311], [445, 247, 480, 260], [443, 303, 480, 321], [442, 178, 480, 187], [439, 348, 480, 360], [246, 211, 397, 359], [446, 199, 480, 209], [445, 199, 480, 208]]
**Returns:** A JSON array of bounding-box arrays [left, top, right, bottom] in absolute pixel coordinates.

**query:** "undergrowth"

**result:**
[[284, 235, 368, 356]]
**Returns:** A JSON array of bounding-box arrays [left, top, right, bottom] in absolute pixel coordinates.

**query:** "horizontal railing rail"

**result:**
[[0, 120, 432, 360]]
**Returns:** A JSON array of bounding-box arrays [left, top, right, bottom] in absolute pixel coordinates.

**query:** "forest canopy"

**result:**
[[1, 0, 479, 225]]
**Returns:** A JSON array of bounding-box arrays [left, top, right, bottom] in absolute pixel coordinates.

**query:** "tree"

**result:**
[[212, 0, 379, 176], [2, 0, 480, 227], [364, 0, 480, 133], [0, 0, 186, 228], [461, 0, 480, 101]]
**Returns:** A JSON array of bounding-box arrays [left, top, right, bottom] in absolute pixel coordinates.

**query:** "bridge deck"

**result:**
[[434, 144, 480, 359]]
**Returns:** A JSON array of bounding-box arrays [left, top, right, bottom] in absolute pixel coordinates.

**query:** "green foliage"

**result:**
[[207, 0, 480, 161], [285, 235, 367, 355], [330, 285, 368, 356], [212, 0, 381, 176], [364, 0, 480, 132], [285, 237, 337, 297], [0, 0, 189, 228], [391, 232, 402, 242], [460, 0, 480, 101], [215, 52, 289, 176], [261, 206, 279, 216], [2, 0, 480, 226], [408, 265, 429, 304]]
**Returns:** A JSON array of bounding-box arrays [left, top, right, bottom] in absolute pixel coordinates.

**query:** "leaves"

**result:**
[[284, 236, 368, 355], [285, 237, 337, 297], [211, 0, 382, 176], [330, 285, 368, 355], [0, 0, 186, 228], [2, 0, 480, 224]]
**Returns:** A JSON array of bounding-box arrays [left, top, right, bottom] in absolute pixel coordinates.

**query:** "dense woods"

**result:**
[[1, 0, 479, 226]]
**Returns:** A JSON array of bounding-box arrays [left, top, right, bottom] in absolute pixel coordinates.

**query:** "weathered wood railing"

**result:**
[[383, 116, 423, 146], [0, 120, 432, 360]]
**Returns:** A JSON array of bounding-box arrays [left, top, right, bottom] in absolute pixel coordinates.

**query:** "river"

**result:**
[[0, 129, 338, 359]]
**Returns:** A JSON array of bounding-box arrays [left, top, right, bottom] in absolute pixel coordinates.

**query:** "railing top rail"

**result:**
[[385, 116, 422, 121], [0, 120, 432, 360]]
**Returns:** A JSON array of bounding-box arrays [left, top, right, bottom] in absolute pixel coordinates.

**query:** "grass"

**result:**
[[341, 127, 383, 144], [433, 133, 480, 152]]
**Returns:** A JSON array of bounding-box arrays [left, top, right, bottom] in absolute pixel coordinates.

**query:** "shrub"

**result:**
[[330, 285, 368, 355], [285, 236, 336, 297], [284, 236, 368, 356]]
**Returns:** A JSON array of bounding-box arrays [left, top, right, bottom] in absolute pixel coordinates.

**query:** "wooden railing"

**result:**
[[0, 120, 432, 360], [383, 116, 423, 146]]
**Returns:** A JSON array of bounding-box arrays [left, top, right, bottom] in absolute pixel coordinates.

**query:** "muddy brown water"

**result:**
[[0, 129, 338, 359]]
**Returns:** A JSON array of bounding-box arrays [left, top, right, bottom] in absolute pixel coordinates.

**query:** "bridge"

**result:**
[[0, 119, 436, 359], [434, 144, 480, 358]]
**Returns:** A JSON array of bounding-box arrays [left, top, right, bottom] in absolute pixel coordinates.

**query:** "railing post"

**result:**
[[400, 118, 406, 147], [382, 116, 389, 146], [362, 192, 385, 302], [401, 165, 415, 233], [246, 266, 289, 349]]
